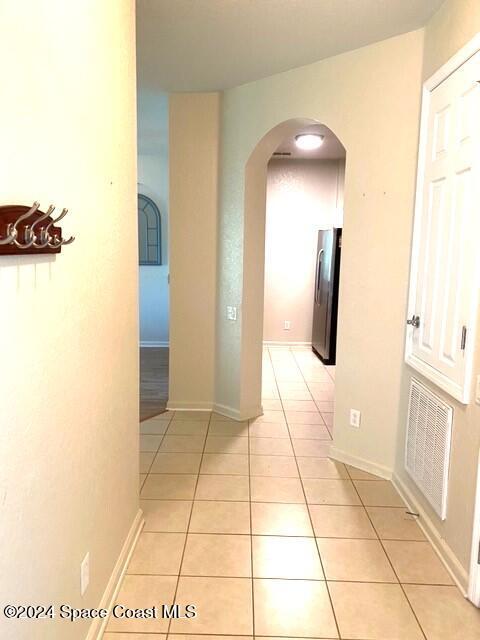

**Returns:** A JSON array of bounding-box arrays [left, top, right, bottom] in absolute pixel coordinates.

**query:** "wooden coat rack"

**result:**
[[0, 202, 74, 255]]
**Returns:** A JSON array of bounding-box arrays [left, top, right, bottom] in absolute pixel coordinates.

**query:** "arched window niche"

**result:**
[[138, 193, 162, 265]]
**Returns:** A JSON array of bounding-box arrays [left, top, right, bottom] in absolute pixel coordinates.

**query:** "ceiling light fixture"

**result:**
[[295, 133, 324, 150]]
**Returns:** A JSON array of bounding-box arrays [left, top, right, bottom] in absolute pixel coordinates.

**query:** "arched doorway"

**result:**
[[239, 118, 347, 424]]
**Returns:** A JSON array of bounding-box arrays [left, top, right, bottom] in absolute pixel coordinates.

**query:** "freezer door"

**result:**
[[312, 229, 334, 360]]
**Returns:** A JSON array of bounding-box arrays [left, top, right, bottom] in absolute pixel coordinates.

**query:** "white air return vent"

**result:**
[[405, 378, 453, 520]]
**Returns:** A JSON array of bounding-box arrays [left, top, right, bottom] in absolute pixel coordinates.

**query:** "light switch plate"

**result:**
[[349, 409, 361, 428], [475, 375, 480, 405]]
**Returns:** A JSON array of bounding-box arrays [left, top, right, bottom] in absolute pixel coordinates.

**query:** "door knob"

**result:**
[[407, 314, 420, 328]]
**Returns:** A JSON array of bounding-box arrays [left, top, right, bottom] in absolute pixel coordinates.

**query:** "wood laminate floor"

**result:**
[[140, 347, 169, 421]]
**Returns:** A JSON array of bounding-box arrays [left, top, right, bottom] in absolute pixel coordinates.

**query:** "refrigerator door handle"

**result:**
[[315, 249, 324, 304]]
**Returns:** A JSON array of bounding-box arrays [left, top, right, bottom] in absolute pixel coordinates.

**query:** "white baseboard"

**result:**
[[329, 447, 393, 480], [86, 509, 144, 640], [140, 341, 169, 348], [166, 400, 214, 412], [263, 340, 312, 347], [165, 400, 263, 422], [392, 474, 469, 595], [212, 402, 263, 422]]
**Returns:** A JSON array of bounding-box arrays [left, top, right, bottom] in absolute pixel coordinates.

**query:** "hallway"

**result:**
[[4, 4, 480, 640], [106, 347, 478, 639]]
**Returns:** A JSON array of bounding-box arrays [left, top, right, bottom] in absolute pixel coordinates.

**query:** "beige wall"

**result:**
[[168, 93, 220, 410], [0, 2, 138, 639], [264, 159, 344, 344], [213, 0, 480, 589], [423, 0, 480, 78], [216, 30, 424, 440], [394, 0, 480, 589]]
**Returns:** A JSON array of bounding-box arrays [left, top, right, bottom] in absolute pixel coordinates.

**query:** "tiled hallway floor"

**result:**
[[105, 347, 480, 639]]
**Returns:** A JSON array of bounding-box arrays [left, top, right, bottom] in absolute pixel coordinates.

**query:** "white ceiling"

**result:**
[[136, 0, 444, 92]]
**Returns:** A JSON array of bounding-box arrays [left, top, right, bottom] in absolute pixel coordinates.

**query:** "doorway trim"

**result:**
[[240, 117, 324, 418], [241, 117, 347, 420]]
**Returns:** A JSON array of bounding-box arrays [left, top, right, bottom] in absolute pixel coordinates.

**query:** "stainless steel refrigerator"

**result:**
[[312, 228, 342, 364]]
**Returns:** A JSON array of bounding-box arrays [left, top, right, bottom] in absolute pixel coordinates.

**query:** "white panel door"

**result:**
[[406, 49, 480, 403]]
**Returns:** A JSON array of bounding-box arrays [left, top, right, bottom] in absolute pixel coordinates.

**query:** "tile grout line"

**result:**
[[348, 468, 429, 640], [115, 411, 175, 631], [284, 347, 344, 639], [291, 347, 333, 420], [164, 410, 213, 635], [140, 412, 175, 488], [267, 346, 343, 640], [282, 352, 428, 639], [124, 571, 454, 587], [293, 351, 334, 424], [247, 402, 256, 637], [292, 349, 429, 632], [290, 347, 323, 416], [132, 531, 429, 542]]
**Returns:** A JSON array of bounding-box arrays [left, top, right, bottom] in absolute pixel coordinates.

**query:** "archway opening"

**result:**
[[241, 118, 347, 446]]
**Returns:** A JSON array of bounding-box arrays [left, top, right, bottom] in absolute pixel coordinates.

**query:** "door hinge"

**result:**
[[461, 325, 467, 351], [478, 540, 480, 564]]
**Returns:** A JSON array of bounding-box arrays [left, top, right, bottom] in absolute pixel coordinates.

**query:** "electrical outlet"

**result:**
[[476, 375, 480, 405], [349, 409, 361, 428], [226, 306, 237, 321], [80, 552, 90, 596], [284, 320, 291, 330]]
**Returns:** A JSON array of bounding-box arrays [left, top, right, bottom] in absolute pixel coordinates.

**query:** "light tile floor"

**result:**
[[107, 346, 480, 639]]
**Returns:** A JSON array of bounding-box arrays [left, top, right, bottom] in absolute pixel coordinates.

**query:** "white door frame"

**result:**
[[423, 33, 480, 608], [414, 32, 480, 607]]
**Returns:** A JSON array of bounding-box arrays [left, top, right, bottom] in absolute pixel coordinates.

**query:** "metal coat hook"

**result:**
[[52, 233, 75, 247], [1, 201, 39, 246], [12, 227, 36, 249], [31, 205, 56, 249], [0, 202, 75, 255], [0, 225, 17, 245], [46, 208, 74, 247]]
